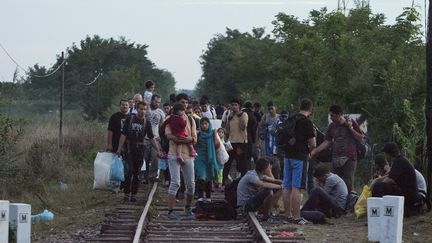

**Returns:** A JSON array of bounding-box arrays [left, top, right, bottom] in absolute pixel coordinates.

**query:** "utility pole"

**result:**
[[59, 52, 64, 150], [426, 0, 432, 207]]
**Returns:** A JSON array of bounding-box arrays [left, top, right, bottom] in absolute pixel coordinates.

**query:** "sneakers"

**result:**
[[184, 206, 195, 220], [168, 210, 182, 221], [266, 214, 279, 224], [290, 217, 312, 225]]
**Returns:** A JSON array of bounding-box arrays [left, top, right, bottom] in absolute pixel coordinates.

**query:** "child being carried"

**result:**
[[167, 103, 198, 164]]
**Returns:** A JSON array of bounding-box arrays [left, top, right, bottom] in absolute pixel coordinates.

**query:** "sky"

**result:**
[[0, 0, 427, 90]]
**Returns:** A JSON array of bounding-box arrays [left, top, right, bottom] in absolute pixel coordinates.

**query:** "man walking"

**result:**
[[165, 93, 198, 220], [106, 99, 130, 154], [223, 98, 249, 185], [143, 94, 165, 183], [117, 101, 161, 202]]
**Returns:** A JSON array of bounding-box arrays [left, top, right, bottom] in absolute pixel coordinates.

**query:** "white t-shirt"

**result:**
[[143, 90, 152, 105], [202, 106, 217, 119], [146, 108, 165, 138]]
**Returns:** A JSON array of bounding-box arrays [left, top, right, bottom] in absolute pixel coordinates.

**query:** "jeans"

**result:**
[[223, 143, 249, 184], [168, 155, 195, 196], [302, 187, 343, 217], [143, 138, 160, 180], [124, 144, 146, 195], [244, 189, 271, 212], [332, 158, 357, 192]]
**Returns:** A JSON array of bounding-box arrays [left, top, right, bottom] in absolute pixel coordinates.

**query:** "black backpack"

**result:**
[[224, 178, 241, 209], [194, 200, 237, 220], [275, 114, 303, 151]]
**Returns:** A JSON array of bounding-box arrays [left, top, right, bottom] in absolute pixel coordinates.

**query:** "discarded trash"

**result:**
[[274, 231, 295, 238], [58, 181, 68, 190], [31, 209, 54, 222]]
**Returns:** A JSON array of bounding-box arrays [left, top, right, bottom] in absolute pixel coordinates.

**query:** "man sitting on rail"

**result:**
[[237, 158, 282, 221]]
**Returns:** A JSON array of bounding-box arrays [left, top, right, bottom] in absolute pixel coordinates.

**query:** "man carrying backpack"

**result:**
[[116, 101, 161, 202], [310, 105, 364, 192], [282, 99, 316, 225]]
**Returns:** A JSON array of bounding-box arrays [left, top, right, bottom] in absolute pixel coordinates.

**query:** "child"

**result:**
[[143, 80, 155, 105], [216, 128, 232, 191], [167, 103, 198, 163]]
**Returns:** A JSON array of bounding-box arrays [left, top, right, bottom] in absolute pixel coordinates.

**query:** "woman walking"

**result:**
[[194, 117, 221, 199]]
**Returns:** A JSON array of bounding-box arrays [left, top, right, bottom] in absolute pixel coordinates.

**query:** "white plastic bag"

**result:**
[[93, 152, 115, 190], [215, 136, 229, 164]]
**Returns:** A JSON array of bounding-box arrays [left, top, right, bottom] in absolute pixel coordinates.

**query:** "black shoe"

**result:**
[[130, 195, 137, 202], [123, 195, 129, 202]]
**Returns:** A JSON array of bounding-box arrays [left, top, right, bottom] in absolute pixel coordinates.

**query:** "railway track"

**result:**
[[87, 182, 307, 243]]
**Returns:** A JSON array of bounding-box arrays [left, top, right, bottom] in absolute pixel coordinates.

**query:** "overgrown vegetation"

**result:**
[[196, 5, 426, 161]]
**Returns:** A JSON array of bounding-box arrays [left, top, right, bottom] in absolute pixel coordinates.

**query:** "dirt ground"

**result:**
[[263, 211, 432, 243]]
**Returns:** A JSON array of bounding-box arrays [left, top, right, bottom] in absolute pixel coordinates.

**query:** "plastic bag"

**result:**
[[110, 156, 125, 182], [215, 136, 229, 164], [354, 185, 371, 219], [93, 152, 115, 189], [32, 209, 54, 222]]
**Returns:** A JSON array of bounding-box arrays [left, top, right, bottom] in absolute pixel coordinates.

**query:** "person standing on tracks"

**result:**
[[282, 99, 316, 225], [117, 101, 161, 202], [310, 105, 364, 192], [200, 96, 217, 120], [194, 117, 221, 199], [106, 99, 130, 154], [165, 93, 198, 220], [222, 98, 249, 185], [258, 101, 280, 157], [242, 102, 257, 168], [129, 94, 143, 114], [144, 94, 165, 183]]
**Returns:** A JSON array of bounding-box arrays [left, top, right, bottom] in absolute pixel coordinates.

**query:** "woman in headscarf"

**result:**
[[194, 117, 222, 199]]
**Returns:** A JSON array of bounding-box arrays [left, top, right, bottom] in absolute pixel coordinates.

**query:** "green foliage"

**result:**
[[392, 99, 424, 162], [22, 35, 176, 120], [0, 115, 24, 194], [197, 6, 426, 150]]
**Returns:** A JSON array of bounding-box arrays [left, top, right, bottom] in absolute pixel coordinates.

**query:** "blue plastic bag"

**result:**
[[110, 156, 125, 182], [32, 209, 54, 222]]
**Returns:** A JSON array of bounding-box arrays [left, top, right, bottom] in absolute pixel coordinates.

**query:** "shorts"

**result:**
[[283, 158, 307, 189], [158, 159, 168, 170]]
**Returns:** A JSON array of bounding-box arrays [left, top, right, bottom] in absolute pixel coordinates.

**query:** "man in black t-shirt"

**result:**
[[117, 101, 161, 202], [282, 99, 316, 225], [106, 99, 130, 153], [372, 142, 421, 216]]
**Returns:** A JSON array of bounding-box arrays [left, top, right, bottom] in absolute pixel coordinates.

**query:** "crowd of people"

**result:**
[[105, 79, 429, 223]]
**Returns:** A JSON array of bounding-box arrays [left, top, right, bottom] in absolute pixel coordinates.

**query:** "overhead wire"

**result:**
[[0, 41, 66, 78], [83, 71, 103, 86]]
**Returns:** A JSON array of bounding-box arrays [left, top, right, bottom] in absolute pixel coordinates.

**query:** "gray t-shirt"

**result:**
[[322, 173, 348, 209], [146, 108, 165, 138], [237, 170, 267, 207]]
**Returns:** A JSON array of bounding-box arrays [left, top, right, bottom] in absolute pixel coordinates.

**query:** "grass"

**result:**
[[0, 110, 125, 241]]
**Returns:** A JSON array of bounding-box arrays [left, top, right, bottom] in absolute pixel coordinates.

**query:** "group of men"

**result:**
[[105, 81, 427, 222]]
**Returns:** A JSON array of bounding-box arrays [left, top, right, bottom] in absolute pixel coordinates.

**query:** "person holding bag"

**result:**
[[194, 117, 222, 199]]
